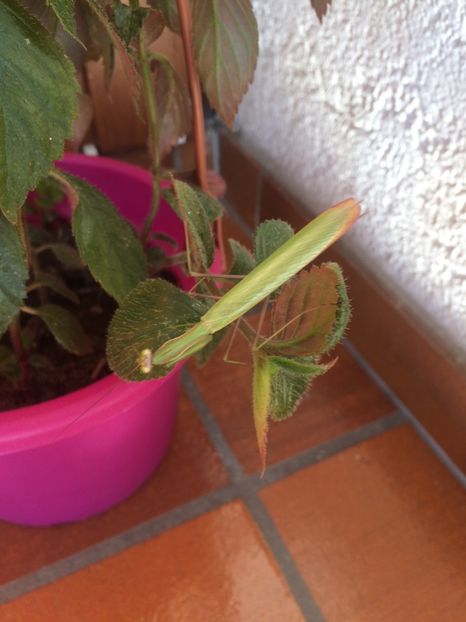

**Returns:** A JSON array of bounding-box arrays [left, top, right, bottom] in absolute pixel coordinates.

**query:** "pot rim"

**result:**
[[0, 367, 181, 456], [58, 152, 155, 188]]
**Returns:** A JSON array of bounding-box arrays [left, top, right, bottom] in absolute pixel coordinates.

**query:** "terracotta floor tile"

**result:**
[[189, 328, 394, 473], [1, 502, 304, 622], [261, 425, 466, 622], [0, 389, 227, 585]]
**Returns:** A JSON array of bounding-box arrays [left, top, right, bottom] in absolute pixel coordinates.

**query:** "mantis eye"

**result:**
[[138, 348, 153, 374]]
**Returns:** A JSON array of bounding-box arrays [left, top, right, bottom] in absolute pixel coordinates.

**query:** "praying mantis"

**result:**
[[143, 197, 360, 370]]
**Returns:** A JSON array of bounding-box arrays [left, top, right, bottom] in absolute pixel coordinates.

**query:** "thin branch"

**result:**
[[176, 0, 208, 191], [139, 33, 161, 243], [176, 0, 226, 268], [223, 319, 247, 365], [9, 318, 29, 385], [19, 206, 47, 304]]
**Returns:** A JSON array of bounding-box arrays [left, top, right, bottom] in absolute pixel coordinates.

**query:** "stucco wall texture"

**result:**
[[236, 0, 466, 363]]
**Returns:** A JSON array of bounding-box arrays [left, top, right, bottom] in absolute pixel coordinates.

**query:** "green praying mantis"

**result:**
[[143, 198, 360, 370]]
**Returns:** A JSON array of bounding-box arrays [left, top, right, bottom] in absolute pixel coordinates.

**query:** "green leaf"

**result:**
[[252, 351, 273, 472], [0, 0, 78, 222], [83, 0, 140, 97], [0, 344, 20, 381], [149, 0, 179, 33], [153, 54, 191, 158], [228, 239, 255, 275], [34, 175, 65, 210], [254, 220, 295, 265], [323, 262, 351, 353], [193, 187, 223, 223], [150, 231, 178, 247], [37, 242, 83, 270], [61, 173, 147, 304], [82, 1, 115, 85], [269, 265, 339, 355], [33, 271, 79, 304], [107, 278, 204, 381], [0, 213, 27, 337], [161, 188, 177, 212], [20, 0, 58, 34], [270, 365, 309, 423], [35, 303, 92, 354], [172, 178, 215, 270], [192, 0, 258, 126], [268, 355, 335, 421], [113, 3, 148, 47], [268, 355, 325, 375], [163, 186, 222, 225], [250, 350, 336, 469], [47, 0, 79, 40], [146, 245, 168, 273]]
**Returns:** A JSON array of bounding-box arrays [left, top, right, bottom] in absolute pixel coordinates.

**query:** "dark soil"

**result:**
[[0, 285, 116, 411], [0, 195, 119, 411]]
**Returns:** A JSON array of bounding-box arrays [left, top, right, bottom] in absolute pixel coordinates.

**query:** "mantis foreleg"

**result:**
[[223, 319, 247, 365]]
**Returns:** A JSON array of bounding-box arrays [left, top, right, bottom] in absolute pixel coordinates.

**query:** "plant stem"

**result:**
[[18, 207, 47, 304], [9, 318, 29, 385], [176, 0, 226, 268], [16, 207, 32, 268], [176, 0, 207, 190], [139, 33, 161, 244]]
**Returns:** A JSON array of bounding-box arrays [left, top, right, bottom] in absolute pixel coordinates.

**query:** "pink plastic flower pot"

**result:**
[[0, 154, 191, 526]]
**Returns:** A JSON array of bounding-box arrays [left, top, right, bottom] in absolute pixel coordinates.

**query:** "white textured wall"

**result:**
[[237, 0, 466, 363]]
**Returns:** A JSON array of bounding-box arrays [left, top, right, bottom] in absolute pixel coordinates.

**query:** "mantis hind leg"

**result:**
[[223, 319, 247, 365]]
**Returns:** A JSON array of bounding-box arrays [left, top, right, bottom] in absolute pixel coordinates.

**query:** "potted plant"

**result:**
[[0, 0, 359, 526]]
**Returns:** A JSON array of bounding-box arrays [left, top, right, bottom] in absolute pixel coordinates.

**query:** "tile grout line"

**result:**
[[0, 486, 239, 606], [181, 370, 244, 482], [344, 340, 466, 488], [254, 410, 405, 488], [239, 488, 325, 622], [182, 369, 326, 622]]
